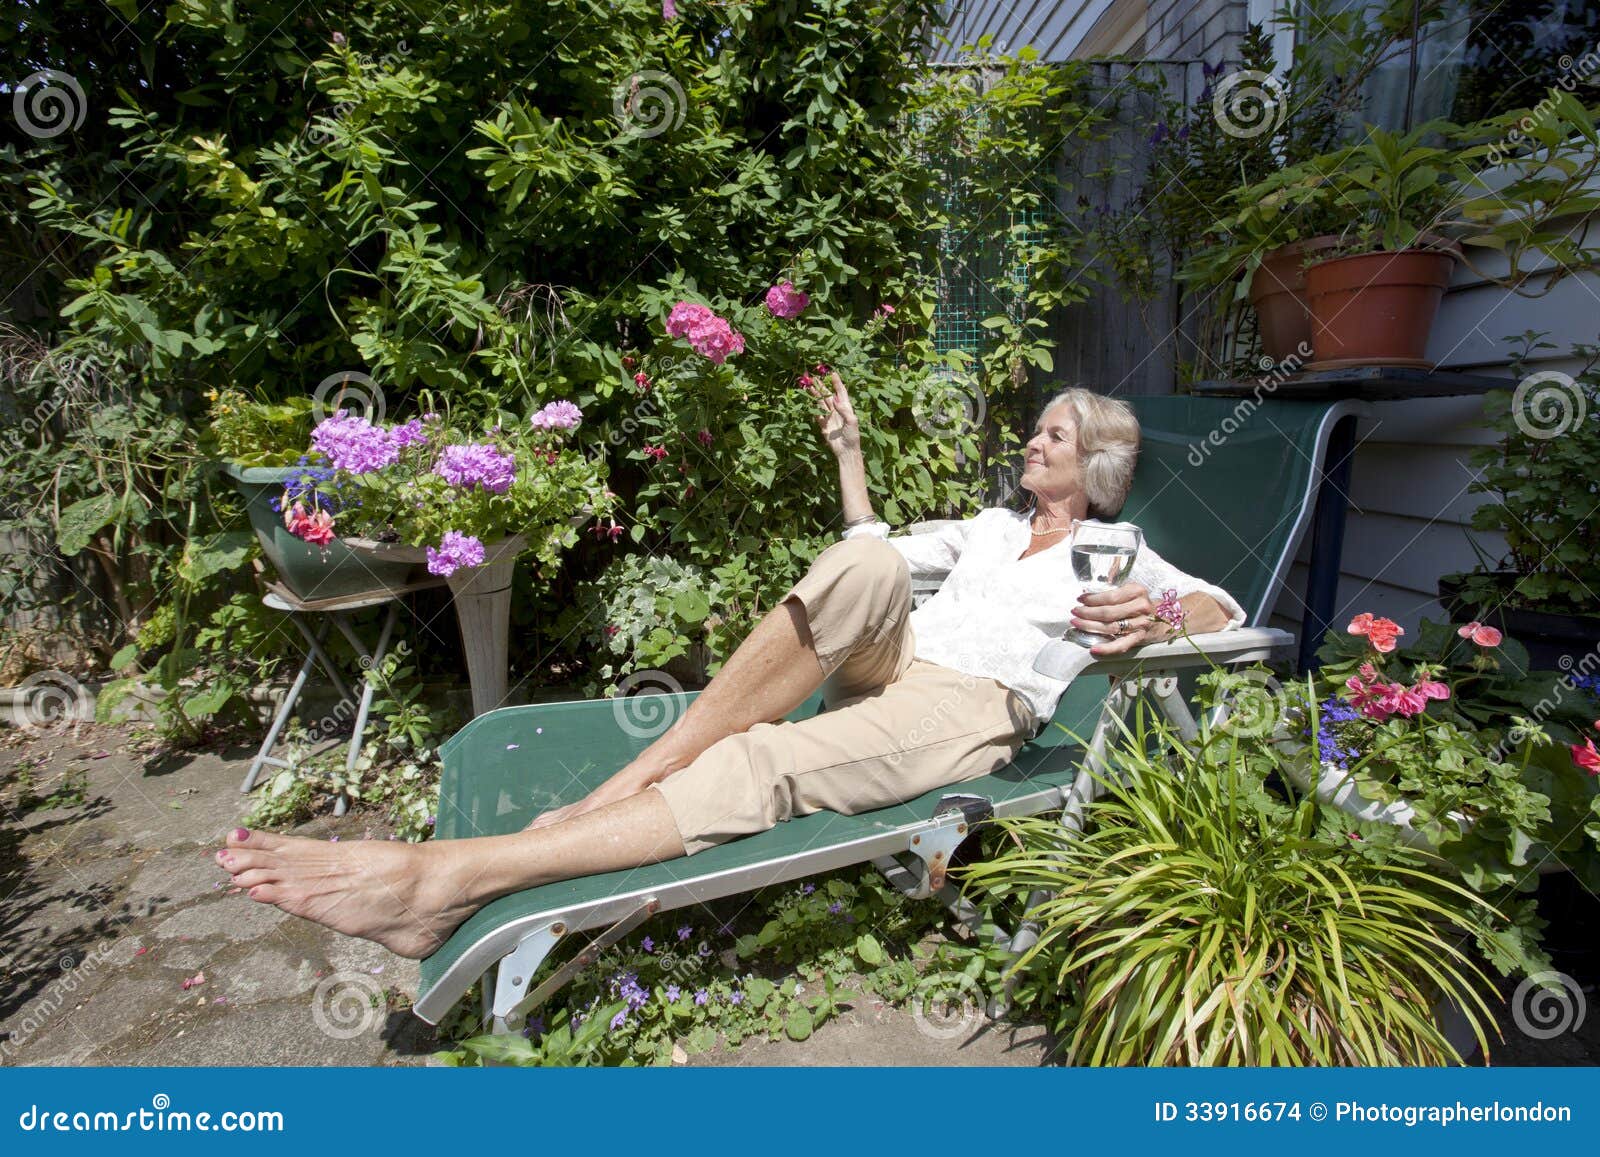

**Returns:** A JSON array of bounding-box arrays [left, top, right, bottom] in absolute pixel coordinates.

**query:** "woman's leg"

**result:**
[[530, 536, 912, 828], [217, 786, 687, 958]]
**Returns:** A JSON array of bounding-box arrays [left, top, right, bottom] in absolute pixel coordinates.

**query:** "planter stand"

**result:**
[[242, 580, 444, 815], [446, 535, 525, 718]]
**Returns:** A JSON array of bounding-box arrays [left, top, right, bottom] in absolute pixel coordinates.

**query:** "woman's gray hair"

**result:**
[[1010, 387, 1141, 519]]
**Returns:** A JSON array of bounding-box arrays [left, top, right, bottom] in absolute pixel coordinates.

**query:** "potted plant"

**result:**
[[1439, 334, 1600, 668], [1297, 94, 1600, 367], [206, 389, 415, 600], [1268, 611, 1600, 916], [282, 399, 613, 715]]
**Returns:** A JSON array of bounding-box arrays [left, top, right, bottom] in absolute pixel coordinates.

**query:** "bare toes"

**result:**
[[231, 868, 278, 890], [248, 884, 284, 905], [226, 827, 285, 851]]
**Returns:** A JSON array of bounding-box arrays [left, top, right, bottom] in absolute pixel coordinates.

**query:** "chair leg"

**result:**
[[243, 617, 336, 794], [335, 604, 398, 818]]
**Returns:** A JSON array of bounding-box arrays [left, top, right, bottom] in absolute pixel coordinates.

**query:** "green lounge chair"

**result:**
[[412, 397, 1367, 1030]]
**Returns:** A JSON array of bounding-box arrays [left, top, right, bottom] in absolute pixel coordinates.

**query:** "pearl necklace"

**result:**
[[1029, 516, 1079, 537]]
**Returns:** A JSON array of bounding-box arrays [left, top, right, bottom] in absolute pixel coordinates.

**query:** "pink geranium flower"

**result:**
[[1347, 612, 1404, 653], [1572, 736, 1600, 776], [764, 281, 810, 319], [1457, 620, 1503, 647]]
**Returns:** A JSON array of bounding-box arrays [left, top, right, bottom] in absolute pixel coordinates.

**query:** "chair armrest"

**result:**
[[1032, 627, 1295, 682]]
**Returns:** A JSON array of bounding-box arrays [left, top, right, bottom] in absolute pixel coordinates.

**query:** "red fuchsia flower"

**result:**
[[1572, 734, 1600, 776], [603, 625, 620, 638], [643, 444, 668, 462], [796, 373, 814, 390], [764, 281, 810, 319], [698, 428, 713, 446], [813, 363, 830, 375], [1347, 612, 1404, 653], [634, 372, 650, 387], [1457, 620, 1503, 647], [622, 355, 636, 368]]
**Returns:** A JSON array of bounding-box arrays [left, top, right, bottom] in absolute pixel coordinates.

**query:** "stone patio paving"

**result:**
[[1, 721, 1593, 1068]]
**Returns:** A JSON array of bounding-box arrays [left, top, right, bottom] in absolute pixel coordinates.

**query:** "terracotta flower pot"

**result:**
[[1247, 235, 1341, 364], [1304, 244, 1460, 370]]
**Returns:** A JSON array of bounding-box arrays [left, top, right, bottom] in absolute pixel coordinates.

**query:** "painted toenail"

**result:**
[[233, 828, 249, 842]]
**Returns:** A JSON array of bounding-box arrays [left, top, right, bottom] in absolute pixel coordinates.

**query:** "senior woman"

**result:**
[[213, 375, 1245, 957]]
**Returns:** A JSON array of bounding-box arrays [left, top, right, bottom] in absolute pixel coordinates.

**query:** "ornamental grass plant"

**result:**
[[960, 693, 1503, 1066]]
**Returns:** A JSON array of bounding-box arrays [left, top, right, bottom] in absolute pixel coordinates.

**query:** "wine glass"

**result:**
[[1064, 522, 1143, 647]]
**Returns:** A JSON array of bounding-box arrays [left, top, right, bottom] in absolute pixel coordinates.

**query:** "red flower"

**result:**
[[642, 444, 668, 462], [1572, 736, 1600, 776], [1347, 612, 1403, 653]]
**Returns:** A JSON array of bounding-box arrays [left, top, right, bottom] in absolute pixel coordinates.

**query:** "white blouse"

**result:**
[[844, 508, 1247, 729]]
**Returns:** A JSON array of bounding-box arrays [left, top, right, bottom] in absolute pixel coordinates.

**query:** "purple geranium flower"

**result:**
[[426, 530, 486, 577], [434, 443, 516, 494], [530, 400, 583, 431], [311, 410, 400, 474]]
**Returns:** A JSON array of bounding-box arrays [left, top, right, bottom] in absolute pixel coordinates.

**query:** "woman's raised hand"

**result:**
[[806, 371, 861, 458]]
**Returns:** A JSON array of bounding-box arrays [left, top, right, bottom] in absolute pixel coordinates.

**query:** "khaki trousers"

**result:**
[[652, 535, 1038, 855]]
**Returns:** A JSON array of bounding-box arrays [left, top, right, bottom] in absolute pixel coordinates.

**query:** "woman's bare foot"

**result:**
[[215, 828, 478, 958]]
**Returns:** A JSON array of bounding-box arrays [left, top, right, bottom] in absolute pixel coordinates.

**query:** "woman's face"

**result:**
[[1020, 403, 1084, 503]]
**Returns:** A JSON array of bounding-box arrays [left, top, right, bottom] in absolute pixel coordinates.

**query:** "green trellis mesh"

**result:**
[[911, 83, 1045, 359]]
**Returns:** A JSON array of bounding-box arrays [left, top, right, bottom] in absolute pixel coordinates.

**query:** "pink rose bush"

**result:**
[[280, 398, 613, 577], [665, 301, 746, 365]]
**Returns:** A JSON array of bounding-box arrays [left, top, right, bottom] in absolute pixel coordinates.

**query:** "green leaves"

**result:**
[[55, 493, 118, 556]]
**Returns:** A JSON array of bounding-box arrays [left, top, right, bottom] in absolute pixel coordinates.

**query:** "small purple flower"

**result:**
[[434, 443, 516, 494], [694, 989, 708, 1006], [530, 400, 583, 431], [828, 902, 843, 915], [800, 883, 815, 896], [610, 1009, 628, 1030], [677, 925, 692, 941], [425, 530, 486, 577], [641, 936, 655, 953], [391, 417, 429, 449], [665, 984, 681, 1002], [728, 991, 743, 1006], [311, 410, 400, 474]]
